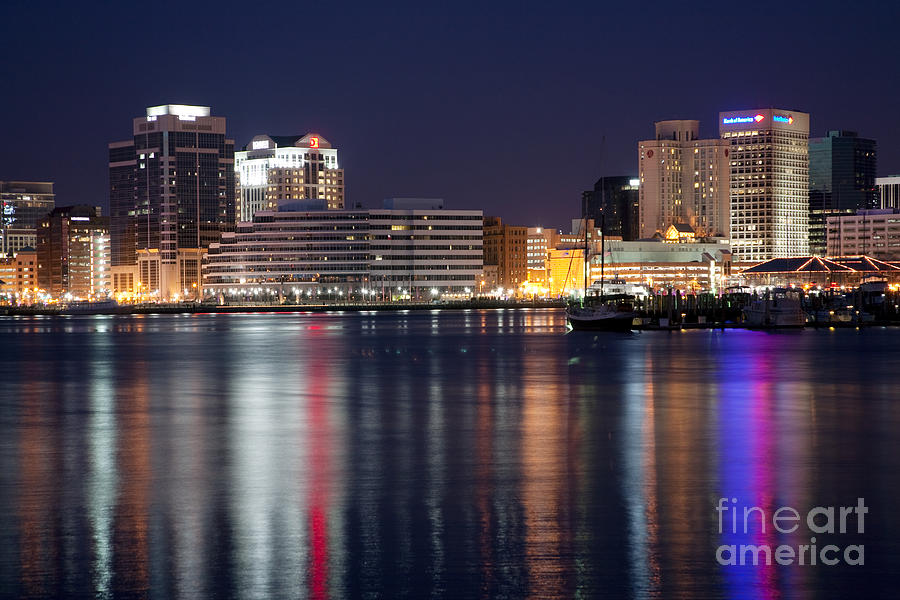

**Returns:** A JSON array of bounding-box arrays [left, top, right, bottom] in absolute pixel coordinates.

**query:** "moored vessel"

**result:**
[[742, 289, 806, 328], [565, 212, 636, 332]]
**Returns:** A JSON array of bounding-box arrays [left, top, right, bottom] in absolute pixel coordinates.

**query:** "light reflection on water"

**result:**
[[0, 309, 899, 598]]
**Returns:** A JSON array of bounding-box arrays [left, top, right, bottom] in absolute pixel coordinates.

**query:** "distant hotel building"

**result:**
[[36, 206, 110, 299], [826, 209, 900, 261], [109, 104, 235, 299], [638, 120, 730, 239], [204, 199, 482, 300], [720, 108, 810, 262], [878, 176, 900, 209], [0, 181, 55, 255], [582, 176, 640, 241], [808, 130, 877, 255], [235, 133, 344, 221]]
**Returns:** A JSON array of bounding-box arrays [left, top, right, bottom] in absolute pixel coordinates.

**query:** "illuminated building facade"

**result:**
[[370, 199, 482, 297], [582, 176, 640, 240], [203, 199, 482, 300], [109, 104, 235, 299], [600, 237, 731, 292], [526, 226, 558, 284], [826, 209, 900, 261], [878, 175, 900, 209], [557, 219, 602, 250], [36, 205, 110, 299], [547, 248, 586, 296], [547, 237, 732, 295], [109, 247, 202, 300], [235, 133, 344, 221], [808, 130, 877, 255], [0, 247, 37, 302], [483, 217, 528, 289], [638, 121, 730, 239], [0, 181, 55, 255], [719, 108, 810, 262]]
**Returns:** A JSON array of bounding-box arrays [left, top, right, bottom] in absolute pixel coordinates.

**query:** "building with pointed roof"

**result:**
[[741, 255, 900, 287]]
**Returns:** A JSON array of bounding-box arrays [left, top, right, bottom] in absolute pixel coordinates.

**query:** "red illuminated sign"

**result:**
[[309, 137, 319, 148]]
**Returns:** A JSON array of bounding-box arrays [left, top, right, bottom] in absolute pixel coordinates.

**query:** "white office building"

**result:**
[[203, 199, 482, 301], [878, 176, 900, 210], [720, 108, 810, 263], [234, 133, 344, 221]]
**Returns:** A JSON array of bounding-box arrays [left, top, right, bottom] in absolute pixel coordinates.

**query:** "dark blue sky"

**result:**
[[2, 0, 898, 228]]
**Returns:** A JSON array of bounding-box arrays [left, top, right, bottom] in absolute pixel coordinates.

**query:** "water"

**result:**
[[0, 309, 898, 599]]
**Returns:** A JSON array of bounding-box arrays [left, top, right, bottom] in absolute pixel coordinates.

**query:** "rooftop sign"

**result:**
[[723, 114, 765, 125]]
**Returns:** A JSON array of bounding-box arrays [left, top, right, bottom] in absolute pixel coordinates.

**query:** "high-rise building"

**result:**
[[808, 130, 877, 255], [878, 176, 900, 209], [638, 120, 730, 239], [0, 181, 55, 255], [483, 217, 528, 290], [582, 176, 640, 240], [235, 133, 344, 221], [720, 108, 810, 262], [109, 104, 235, 298], [36, 205, 110, 299]]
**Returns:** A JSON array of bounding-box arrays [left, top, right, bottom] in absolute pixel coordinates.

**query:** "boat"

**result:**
[[567, 299, 637, 331], [742, 288, 806, 328], [566, 212, 636, 332], [814, 308, 855, 326]]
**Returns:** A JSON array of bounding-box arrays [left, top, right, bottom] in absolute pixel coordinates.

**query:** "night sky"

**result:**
[[2, 0, 898, 229]]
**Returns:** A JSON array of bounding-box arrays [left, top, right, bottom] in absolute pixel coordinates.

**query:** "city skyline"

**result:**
[[2, 1, 899, 230]]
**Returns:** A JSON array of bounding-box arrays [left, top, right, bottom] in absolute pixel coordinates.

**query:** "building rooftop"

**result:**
[[383, 198, 444, 210], [146, 104, 210, 118], [743, 256, 900, 273], [243, 133, 333, 151]]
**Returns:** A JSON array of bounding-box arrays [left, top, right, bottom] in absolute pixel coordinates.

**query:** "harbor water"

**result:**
[[0, 309, 898, 598]]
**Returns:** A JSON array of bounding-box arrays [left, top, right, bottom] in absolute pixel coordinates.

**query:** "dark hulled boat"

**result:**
[[565, 211, 636, 332], [566, 301, 636, 331]]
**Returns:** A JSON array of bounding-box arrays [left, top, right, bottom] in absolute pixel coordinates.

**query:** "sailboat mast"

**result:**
[[600, 210, 605, 299], [583, 216, 588, 302]]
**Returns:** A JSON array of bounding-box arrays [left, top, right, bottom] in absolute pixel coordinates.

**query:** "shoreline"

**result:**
[[0, 300, 566, 317], [3, 301, 900, 330]]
